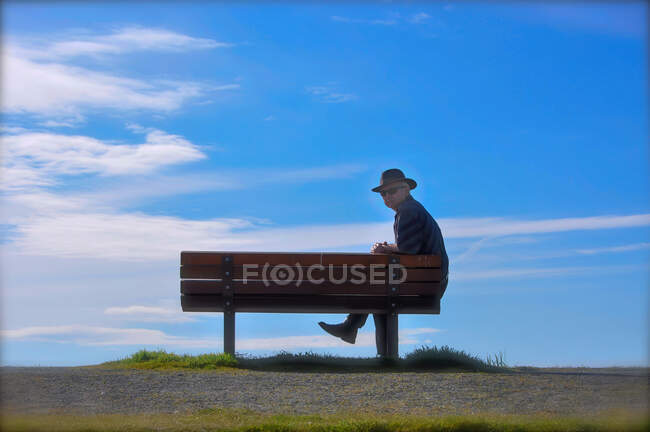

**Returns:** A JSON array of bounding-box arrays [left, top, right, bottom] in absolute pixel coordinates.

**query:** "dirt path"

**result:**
[[1, 367, 647, 418]]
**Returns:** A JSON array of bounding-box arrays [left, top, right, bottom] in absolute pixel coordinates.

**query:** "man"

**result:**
[[318, 168, 449, 356]]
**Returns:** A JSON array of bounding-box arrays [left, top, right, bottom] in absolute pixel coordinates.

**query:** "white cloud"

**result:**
[[576, 242, 650, 255], [331, 15, 397, 26], [440, 214, 650, 238], [2, 140, 367, 216], [1, 128, 647, 265], [10, 212, 255, 261], [449, 239, 650, 266], [306, 85, 356, 104], [1, 166, 56, 190], [238, 328, 440, 350], [38, 119, 80, 128], [1, 129, 205, 191], [331, 16, 361, 24], [332, 12, 432, 26], [238, 333, 377, 350], [410, 13, 431, 23], [2, 28, 237, 121], [453, 264, 645, 281], [25, 27, 232, 60], [519, 3, 644, 39], [454, 236, 494, 263], [1, 325, 441, 349], [4, 201, 650, 262], [399, 327, 442, 344], [104, 305, 197, 323], [0, 125, 29, 134], [69, 163, 362, 209], [2, 51, 223, 117], [370, 19, 398, 26], [1, 325, 217, 348]]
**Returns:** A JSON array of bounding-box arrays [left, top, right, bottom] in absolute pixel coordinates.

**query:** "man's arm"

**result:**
[[394, 209, 423, 254], [370, 242, 398, 254]]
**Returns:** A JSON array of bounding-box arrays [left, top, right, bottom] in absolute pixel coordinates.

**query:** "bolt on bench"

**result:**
[[180, 251, 445, 359]]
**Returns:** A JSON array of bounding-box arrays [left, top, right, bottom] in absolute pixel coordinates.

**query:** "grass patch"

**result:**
[[236, 345, 508, 373], [99, 345, 510, 373], [2, 410, 648, 432], [100, 349, 237, 370]]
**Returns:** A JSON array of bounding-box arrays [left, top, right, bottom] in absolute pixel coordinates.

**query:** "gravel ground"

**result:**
[[1, 367, 648, 417]]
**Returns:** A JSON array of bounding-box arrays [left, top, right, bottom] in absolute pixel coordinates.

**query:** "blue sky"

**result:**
[[1, 2, 648, 367]]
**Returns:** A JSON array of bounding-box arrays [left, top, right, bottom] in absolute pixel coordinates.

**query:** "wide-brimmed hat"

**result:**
[[371, 168, 417, 192]]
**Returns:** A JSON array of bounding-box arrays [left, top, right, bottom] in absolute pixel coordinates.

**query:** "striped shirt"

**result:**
[[393, 195, 449, 278]]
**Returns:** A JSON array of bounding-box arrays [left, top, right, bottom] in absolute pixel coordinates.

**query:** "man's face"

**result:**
[[380, 182, 409, 210]]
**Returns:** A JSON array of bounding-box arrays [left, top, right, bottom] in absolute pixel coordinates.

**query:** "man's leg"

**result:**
[[440, 274, 449, 299], [347, 313, 368, 328], [319, 314, 368, 344], [372, 314, 387, 357]]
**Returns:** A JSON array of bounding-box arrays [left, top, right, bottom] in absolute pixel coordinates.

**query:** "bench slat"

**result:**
[[180, 265, 441, 282], [181, 279, 441, 296], [181, 294, 440, 314], [180, 251, 441, 267]]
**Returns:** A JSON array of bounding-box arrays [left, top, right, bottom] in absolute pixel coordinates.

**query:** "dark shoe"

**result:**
[[318, 321, 358, 344]]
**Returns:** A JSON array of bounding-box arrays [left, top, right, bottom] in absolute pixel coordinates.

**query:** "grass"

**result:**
[[98, 345, 511, 373], [100, 349, 237, 370], [2, 410, 648, 432]]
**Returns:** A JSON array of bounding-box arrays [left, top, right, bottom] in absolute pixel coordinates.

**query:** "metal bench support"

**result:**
[[223, 254, 235, 355], [386, 256, 400, 359], [224, 311, 235, 355]]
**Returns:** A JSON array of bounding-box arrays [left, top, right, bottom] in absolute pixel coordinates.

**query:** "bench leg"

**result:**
[[386, 313, 399, 359], [224, 311, 235, 355]]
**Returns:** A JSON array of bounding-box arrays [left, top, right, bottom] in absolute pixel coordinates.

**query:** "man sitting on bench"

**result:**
[[318, 168, 449, 357]]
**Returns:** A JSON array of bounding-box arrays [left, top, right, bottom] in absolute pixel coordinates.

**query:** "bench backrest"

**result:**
[[181, 251, 443, 314]]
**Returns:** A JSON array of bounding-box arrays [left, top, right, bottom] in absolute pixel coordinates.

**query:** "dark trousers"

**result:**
[[344, 313, 387, 356], [346, 274, 448, 356]]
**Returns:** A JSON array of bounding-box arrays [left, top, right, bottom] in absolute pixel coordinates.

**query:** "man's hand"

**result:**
[[371, 241, 396, 254]]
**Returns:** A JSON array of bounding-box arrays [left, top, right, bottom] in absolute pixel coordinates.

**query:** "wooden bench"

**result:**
[[180, 251, 445, 359]]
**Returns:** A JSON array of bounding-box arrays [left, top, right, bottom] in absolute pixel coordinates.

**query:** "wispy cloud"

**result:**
[[440, 214, 650, 238], [104, 305, 197, 323], [576, 242, 650, 255], [511, 3, 645, 38], [445, 217, 650, 265], [64, 164, 368, 210], [2, 27, 237, 122], [2, 129, 205, 191], [0, 125, 29, 134], [306, 85, 356, 104], [453, 264, 645, 281], [0, 127, 371, 262], [2, 128, 648, 263], [1, 325, 217, 347], [409, 13, 431, 23], [450, 239, 650, 266], [238, 328, 440, 350], [331, 16, 397, 26], [332, 11, 433, 26], [454, 236, 493, 263], [17, 27, 232, 60], [9, 212, 257, 261], [2, 127, 367, 208], [1, 325, 441, 349], [5, 207, 650, 262], [3, 51, 232, 120], [38, 118, 82, 128]]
